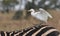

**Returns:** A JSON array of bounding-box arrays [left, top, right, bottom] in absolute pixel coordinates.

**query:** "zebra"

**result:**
[[0, 24, 60, 36]]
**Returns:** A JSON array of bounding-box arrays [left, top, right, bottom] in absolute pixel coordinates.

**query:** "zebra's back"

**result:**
[[0, 24, 60, 36]]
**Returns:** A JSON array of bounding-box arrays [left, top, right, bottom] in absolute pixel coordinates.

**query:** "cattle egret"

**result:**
[[28, 8, 53, 23]]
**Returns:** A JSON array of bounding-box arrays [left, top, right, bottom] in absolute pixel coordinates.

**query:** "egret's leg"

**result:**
[[40, 21, 44, 24], [40, 21, 47, 25]]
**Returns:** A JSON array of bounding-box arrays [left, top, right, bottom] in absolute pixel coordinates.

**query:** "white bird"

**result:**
[[28, 8, 53, 23]]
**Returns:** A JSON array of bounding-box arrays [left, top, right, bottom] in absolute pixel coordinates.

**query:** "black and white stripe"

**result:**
[[0, 24, 60, 36]]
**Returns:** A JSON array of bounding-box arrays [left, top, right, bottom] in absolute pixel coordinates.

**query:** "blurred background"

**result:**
[[0, 0, 60, 31]]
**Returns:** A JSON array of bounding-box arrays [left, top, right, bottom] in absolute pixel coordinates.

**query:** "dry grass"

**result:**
[[0, 10, 60, 32]]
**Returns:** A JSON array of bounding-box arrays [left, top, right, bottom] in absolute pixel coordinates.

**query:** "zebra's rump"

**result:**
[[0, 24, 60, 36]]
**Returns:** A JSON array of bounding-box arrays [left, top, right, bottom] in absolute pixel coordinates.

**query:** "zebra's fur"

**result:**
[[0, 24, 60, 36]]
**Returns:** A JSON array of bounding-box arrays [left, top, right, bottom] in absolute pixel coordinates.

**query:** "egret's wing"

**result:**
[[39, 8, 53, 18], [44, 11, 53, 18]]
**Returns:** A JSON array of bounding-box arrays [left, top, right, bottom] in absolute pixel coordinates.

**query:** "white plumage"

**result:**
[[39, 8, 53, 18], [28, 8, 53, 23]]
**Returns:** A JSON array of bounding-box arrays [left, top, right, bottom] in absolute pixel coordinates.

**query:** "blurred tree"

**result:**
[[2, 0, 18, 6], [2, 0, 11, 13], [2, 0, 18, 13], [3, 0, 12, 6]]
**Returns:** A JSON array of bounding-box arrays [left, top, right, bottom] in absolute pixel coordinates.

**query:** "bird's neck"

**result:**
[[31, 11, 36, 16], [31, 11, 35, 14]]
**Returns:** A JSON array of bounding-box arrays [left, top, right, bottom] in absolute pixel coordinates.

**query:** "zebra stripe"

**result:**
[[58, 34, 60, 36], [0, 31, 9, 36], [41, 29, 58, 36], [13, 31, 23, 36], [23, 27, 35, 36], [0, 24, 60, 36], [31, 26, 51, 36]]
